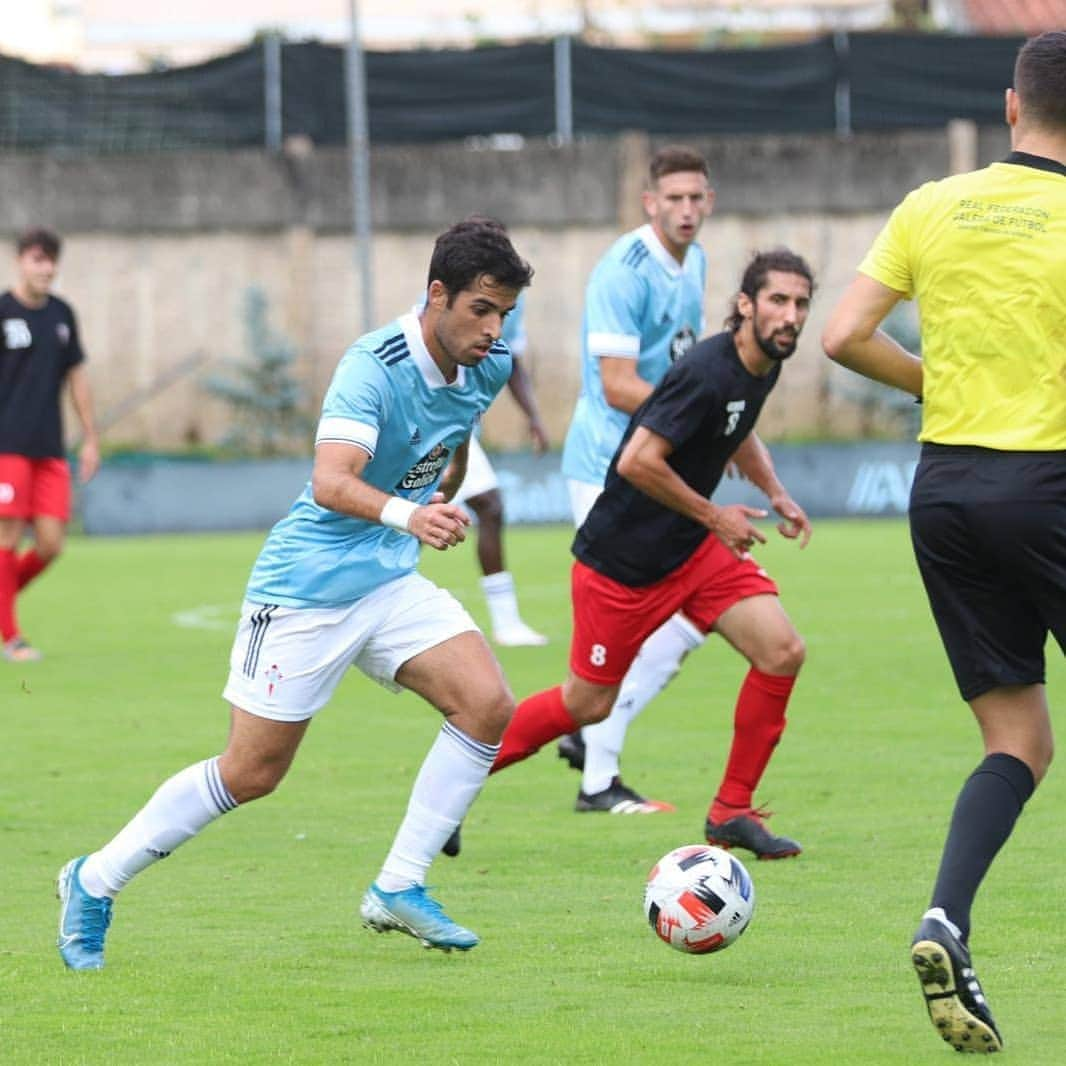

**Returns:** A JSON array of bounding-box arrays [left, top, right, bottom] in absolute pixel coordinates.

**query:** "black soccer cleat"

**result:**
[[441, 825, 462, 858], [557, 732, 586, 772], [575, 776, 675, 814], [704, 805, 802, 860], [911, 913, 1003, 1054]]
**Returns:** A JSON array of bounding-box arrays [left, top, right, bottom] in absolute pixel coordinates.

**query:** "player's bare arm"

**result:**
[[822, 274, 923, 398], [617, 426, 767, 558], [505, 359, 549, 453], [723, 429, 763, 481], [437, 438, 471, 501], [67, 363, 100, 483], [311, 441, 470, 551], [599, 356, 655, 415], [730, 433, 811, 548]]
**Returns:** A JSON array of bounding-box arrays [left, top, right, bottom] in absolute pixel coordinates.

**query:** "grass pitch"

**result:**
[[3, 520, 1063, 1064]]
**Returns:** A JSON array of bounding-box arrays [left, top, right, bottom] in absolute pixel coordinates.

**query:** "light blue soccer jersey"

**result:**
[[561, 223, 706, 487], [246, 312, 512, 607]]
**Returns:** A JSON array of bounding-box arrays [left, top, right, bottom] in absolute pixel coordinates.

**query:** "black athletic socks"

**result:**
[[929, 752, 1035, 943]]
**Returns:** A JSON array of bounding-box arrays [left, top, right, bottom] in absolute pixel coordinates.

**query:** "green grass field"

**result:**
[[3, 520, 1063, 1065]]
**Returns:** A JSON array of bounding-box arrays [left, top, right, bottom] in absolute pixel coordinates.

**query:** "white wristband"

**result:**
[[380, 496, 419, 533]]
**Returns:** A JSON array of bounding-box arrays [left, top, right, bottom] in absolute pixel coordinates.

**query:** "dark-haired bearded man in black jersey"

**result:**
[[488, 249, 816, 860]]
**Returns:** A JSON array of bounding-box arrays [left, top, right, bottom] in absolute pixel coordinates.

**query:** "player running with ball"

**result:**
[[55, 218, 532, 967]]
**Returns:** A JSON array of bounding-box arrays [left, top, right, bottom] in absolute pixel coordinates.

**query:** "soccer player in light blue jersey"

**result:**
[[55, 219, 534, 967], [561, 156, 709, 498], [448, 290, 551, 647], [557, 146, 801, 817]]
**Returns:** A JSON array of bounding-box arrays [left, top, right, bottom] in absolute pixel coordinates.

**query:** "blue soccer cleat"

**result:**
[[360, 883, 479, 951], [56, 856, 113, 970]]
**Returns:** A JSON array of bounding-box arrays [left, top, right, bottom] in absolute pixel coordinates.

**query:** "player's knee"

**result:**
[[225, 763, 286, 803], [487, 688, 516, 731], [473, 490, 503, 530], [36, 541, 63, 564], [1032, 737, 1054, 785], [759, 633, 806, 676], [0, 516, 24, 550], [574, 687, 616, 725], [464, 687, 515, 743]]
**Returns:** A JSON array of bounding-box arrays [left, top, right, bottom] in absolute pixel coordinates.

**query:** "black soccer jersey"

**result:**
[[573, 330, 780, 586], [0, 291, 85, 458]]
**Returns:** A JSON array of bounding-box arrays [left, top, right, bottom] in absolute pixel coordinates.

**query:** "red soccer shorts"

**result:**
[[0, 454, 73, 522], [569, 533, 779, 685]]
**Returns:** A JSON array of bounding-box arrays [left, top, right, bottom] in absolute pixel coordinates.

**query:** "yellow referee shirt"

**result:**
[[860, 153, 1066, 450]]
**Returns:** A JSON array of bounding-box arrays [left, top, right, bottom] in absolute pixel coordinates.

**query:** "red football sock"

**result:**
[[16, 549, 49, 590], [711, 668, 796, 816], [0, 548, 20, 642], [491, 686, 579, 774]]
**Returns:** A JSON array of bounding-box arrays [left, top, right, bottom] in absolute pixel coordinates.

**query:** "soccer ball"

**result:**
[[644, 844, 755, 954]]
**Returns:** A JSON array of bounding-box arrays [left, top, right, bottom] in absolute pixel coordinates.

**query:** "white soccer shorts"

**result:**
[[453, 435, 498, 504], [222, 571, 479, 722], [567, 478, 604, 528]]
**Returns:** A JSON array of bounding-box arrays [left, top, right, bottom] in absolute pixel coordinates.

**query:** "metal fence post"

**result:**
[[947, 118, 978, 174], [833, 31, 852, 139], [553, 35, 573, 144], [263, 32, 283, 151], [346, 1, 374, 335]]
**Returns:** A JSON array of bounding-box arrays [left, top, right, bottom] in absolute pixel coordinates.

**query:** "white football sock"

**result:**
[[79, 757, 238, 898], [923, 907, 964, 941], [481, 571, 523, 634], [581, 614, 705, 795], [376, 721, 499, 892]]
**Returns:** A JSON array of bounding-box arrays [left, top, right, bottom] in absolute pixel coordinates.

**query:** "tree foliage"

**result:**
[[202, 287, 313, 456]]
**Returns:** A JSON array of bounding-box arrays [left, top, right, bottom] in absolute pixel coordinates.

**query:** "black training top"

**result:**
[[573, 329, 780, 586], [0, 291, 85, 457]]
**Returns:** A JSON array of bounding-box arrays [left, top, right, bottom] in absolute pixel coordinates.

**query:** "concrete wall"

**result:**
[[0, 125, 1010, 451]]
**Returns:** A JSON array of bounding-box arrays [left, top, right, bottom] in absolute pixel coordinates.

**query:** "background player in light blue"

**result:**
[[561, 154, 709, 498], [55, 219, 534, 967], [558, 145, 806, 816]]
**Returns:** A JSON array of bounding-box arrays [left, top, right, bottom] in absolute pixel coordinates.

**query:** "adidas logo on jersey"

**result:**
[[409, 427, 422, 446]]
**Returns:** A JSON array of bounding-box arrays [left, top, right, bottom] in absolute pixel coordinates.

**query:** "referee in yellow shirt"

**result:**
[[823, 31, 1065, 1055]]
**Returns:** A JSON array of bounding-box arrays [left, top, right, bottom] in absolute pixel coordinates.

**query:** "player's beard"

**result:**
[[755, 325, 799, 362]]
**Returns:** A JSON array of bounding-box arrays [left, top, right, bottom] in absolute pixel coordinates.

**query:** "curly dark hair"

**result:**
[[427, 216, 533, 302], [724, 249, 815, 332]]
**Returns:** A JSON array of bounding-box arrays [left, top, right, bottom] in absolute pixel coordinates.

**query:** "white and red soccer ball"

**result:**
[[644, 844, 755, 954]]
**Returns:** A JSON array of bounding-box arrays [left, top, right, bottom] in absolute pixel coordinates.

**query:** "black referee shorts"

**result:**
[[909, 443, 1066, 702]]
